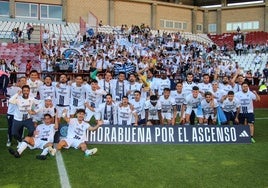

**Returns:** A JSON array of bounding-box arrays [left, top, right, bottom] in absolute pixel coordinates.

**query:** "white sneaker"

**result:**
[[17, 142, 22, 149], [85, 148, 98, 157], [6, 142, 11, 147], [48, 146, 56, 156]]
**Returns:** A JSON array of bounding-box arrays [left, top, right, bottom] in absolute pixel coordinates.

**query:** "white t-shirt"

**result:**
[[158, 95, 176, 113], [170, 90, 186, 112], [201, 99, 219, 115], [221, 98, 241, 112], [9, 93, 38, 121], [70, 83, 86, 108], [117, 105, 135, 125], [54, 83, 71, 106], [35, 123, 55, 143], [67, 118, 90, 142], [235, 90, 256, 113], [27, 79, 43, 98], [144, 100, 162, 120]]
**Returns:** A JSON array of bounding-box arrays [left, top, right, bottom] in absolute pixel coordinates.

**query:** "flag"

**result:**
[[217, 106, 227, 125]]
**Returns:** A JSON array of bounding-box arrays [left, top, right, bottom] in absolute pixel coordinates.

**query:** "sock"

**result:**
[[17, 142, 28, 155], [41, 148, 49, 156]]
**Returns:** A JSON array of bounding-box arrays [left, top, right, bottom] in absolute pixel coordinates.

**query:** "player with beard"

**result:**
[[155, 70, 170, 96], [54, 74, 71, 122], [219, 75, 233, 93], [235, 82, 260, 143], [231, 70, 244, 92], [6, 77, 27, 147], [126, 73, 142, 100], [95, 94, 117, 125], [198, 74, 212, 97], [111, 72, 128, 103], [171, 82, 186, 124], [8, 85, 38, 145], [99, 71, 113, 102], [144, 95, 162, 125], [182, 72, 197, 95]]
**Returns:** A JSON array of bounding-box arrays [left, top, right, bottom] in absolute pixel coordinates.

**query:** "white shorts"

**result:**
[[85, 108, 97, 122], [185, 107, 203, 118], [204, 114, 216, 120], [161, 112, 173, 120], [62, 138, 84, 149], [28, 138, 50, 150]]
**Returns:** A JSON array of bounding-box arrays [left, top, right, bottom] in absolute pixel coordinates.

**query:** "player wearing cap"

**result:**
[[57, 109, 103, 157]]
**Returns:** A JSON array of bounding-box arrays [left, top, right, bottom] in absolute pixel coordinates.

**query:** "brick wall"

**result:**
[[114, 1, 151, 26]]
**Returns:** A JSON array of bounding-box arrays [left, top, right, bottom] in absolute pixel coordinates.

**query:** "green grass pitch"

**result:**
[[0, 109, 267, 188]]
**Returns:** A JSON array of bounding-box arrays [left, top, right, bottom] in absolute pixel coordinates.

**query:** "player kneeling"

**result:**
[[57, 109, 103, 157], [8, 113, 58, 160]]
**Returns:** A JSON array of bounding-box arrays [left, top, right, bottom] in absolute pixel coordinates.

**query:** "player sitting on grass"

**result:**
[[8, 113, 58, 160], [57, 109, 103, 156]]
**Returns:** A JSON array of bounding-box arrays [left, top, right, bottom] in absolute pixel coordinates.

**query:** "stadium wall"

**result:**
[[5, 1, 268, 34]]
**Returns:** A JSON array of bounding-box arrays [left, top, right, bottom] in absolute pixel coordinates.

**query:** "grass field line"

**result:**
[[55, 150, 71, 188]]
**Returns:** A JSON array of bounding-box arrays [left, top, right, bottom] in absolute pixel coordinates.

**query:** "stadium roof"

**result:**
[[156, 0, 265, 7]]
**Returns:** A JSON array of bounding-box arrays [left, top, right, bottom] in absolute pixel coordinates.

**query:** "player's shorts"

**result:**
[[204, 113, 215, 120], [28, 138, 50, 149], [62, 138, 84, 149], [224, 111, 237, 122], [238, 113, 255, 124], [161, 112, 173, 120], [185, 107, 203, 118], [85, 108, 97, 122], [56, 106, 70, 118]]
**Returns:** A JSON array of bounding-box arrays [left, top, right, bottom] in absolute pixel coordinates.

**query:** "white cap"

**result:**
[[45, 96, 52, 100]]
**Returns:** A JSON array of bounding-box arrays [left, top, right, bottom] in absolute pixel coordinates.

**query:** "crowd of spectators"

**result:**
[[1, 24, 268, 97]]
